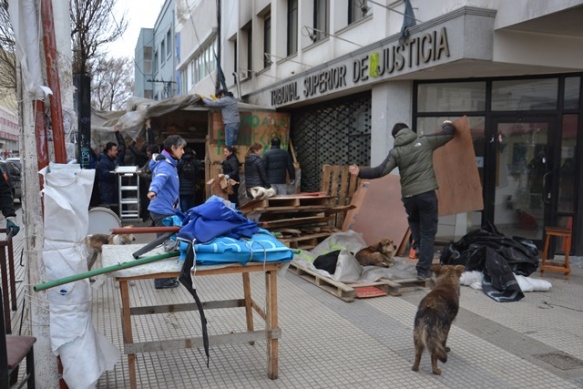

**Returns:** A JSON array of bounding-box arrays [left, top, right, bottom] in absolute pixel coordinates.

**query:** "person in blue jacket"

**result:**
[[147, 134, 186, 289]]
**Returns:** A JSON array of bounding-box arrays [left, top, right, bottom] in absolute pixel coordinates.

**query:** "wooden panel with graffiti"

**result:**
[[207, 111, 291, 163]]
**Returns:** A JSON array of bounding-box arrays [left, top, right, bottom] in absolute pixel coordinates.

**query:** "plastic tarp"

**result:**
[[41, 163, 120, 389]]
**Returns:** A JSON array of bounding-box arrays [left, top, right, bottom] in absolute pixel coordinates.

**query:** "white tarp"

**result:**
[[7, 0, 44, 98], [41, 163, 120, 389]]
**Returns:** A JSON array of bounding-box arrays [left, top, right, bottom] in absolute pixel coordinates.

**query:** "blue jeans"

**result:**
[[402, 191, 438, 275], [225, 122, 240, 146]]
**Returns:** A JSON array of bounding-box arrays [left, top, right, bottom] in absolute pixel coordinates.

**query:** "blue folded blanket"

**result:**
[[182, 229, 294, 265]]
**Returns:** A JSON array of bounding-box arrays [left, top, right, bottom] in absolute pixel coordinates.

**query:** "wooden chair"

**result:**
[[0, 287, 36, 389], [540, 226, 572, 280]]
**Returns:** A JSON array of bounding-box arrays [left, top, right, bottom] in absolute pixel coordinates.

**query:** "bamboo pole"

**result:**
[[34, 251, 179, 292]]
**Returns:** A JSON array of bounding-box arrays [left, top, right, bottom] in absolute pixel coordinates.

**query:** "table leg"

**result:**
[[242, 272, 255, 345], [0, 248, 10, 332], [7, 240, 16, 311], [119, 279, 136, 389], [265, 269, 278, 379]]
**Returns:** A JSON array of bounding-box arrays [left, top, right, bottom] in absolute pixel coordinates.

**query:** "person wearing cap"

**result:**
[[202, 89, 240, 146], [264, 136, 295, 195], [349, 120, 456, 280]]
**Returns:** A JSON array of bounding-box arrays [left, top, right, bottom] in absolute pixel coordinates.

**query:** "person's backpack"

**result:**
[[181, 159, 198, 180]]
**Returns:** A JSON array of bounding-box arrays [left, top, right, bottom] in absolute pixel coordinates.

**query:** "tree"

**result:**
[[91, 55, 133, 111], [70, 0, 128, 76], [0, 0, 16, 96]]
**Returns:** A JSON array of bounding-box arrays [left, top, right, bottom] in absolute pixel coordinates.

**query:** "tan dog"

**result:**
[[355, 239, 395, 267], [412, 264, 465, 375], [84, 226, 136, 270]]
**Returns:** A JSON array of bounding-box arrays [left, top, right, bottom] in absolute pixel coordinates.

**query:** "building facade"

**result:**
[[134, 0, 177, 100], [218, 0, 583, 254], [138, 0, 583, 255]]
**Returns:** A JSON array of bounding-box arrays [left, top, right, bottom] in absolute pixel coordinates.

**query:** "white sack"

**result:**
[[42, 163, 120, 388], [332, 248, 362, 283], [41, 163, 95, 242]]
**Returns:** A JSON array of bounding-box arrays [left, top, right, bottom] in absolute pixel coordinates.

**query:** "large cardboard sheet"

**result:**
[[342, 174, 409, 246], [433, 116, 483, 216]]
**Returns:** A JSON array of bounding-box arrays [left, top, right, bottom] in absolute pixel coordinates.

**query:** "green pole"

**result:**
[[34, 251, 180, 292]]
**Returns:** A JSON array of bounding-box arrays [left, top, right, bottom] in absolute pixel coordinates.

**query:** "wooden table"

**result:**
[[102, 245, 284, 389]]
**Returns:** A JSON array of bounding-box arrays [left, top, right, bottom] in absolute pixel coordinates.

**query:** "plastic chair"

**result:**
[[0, 287, 36, 389]]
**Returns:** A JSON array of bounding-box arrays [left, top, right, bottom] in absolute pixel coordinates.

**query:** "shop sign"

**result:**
[[269, 26, 450, 107]]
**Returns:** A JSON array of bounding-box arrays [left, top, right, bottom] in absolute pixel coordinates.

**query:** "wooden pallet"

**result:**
[[288, 261, 356, 302], [288, 260, 429, 302], [240, 195, 332, 214], [279, 231, 336, 250]]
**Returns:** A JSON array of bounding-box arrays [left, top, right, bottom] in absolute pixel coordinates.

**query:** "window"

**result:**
[[417, 82, 486, 112], [264, 13, 272, 68], [492, 78, 558, 111], [241, 22, 252, 79], [184, 38, 219, 87], [233, 37, 238, 84], [166, 30, 172, 57], [287, 0, 298, 56], [161, 39, 166, 64], [348, 0, 370, 24], [153, 51, 158, 74], [143, 47, 152, 74], [313, 0, 329, 42]]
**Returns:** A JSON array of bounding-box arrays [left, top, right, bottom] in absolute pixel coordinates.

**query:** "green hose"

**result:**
[[33, 251, 179, 292]]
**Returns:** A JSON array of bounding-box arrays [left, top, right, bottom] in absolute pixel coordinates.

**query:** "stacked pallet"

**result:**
[[239, 194, 354, 250]]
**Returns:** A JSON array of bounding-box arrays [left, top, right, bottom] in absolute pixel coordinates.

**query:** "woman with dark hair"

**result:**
[[147, 134, 187, 289], [244, 143, 271, 199], [222, 145, 241, 207]]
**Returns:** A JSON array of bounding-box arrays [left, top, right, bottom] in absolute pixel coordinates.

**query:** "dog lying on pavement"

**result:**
[[412, 264, 465, 375]]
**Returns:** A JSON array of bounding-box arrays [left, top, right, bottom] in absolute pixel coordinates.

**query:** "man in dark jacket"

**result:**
[[264, 136, 295, 195], [349, 120, 455, 280], [0, 172, 19, 237], [177, 148, 200, 211], [96, 126, 126, 207], [244, 143, 271, 199]]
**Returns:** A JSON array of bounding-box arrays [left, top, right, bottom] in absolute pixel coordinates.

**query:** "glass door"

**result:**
[[489, 117, 558, 245]]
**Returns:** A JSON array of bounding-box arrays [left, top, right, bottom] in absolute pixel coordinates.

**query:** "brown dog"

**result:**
[[355, 239, 395, 267], [411, 264, 465, 375], [84, 226, 136, 270]]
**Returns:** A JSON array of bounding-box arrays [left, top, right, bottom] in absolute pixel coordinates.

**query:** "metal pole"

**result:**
[[41, 0, 67, 163], [34, 251, 179, 292]]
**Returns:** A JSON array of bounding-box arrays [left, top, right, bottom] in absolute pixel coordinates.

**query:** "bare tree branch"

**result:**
[[70, 0, 128, 75], [91, 55, 133, 111], [0, 0, 17, 95]]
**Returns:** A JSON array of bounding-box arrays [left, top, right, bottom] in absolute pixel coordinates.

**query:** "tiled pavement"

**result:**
[[4, 208, 583, 388]]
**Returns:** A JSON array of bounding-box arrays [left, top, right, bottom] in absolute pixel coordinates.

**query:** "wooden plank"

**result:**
[[342, 175, 409, 247], [321, 164, 333, 198], [433, 116, 484, 216], [260, 215, 328, 229]]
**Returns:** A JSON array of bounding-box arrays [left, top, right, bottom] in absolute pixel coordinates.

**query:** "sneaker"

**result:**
[[417, 271, 432, 281], [155, 279, 180, 289]]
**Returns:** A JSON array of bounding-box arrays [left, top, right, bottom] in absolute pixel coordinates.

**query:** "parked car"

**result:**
[[5, 157, 21, 169], [0, 160, 22, 203]]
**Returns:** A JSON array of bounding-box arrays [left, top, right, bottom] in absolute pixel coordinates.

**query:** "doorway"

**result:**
[[486, 116, 575, 249]]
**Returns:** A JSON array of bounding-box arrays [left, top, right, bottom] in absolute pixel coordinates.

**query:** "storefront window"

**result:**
[[492, 78, 558, 111], [417, 82, 486, 112], [564, 77, 580, 110], [558, 114, 578, 213]]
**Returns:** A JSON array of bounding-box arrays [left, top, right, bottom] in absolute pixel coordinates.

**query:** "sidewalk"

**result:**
[[6, 207, 583, 388]]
